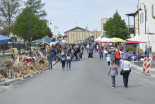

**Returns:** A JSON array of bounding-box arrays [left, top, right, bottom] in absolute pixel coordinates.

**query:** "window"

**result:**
[[152, 4, 155, 17]]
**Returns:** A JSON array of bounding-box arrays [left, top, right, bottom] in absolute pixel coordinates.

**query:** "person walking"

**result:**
[[108, 61, 118, 88], [106, 54, 111, 66], [50, 48, 56, 61], [98, 45, 103, 60], [47, 52, 52, 70], [86, 44, 89, 53], [66, 51, 71, 70], [120, 57, 131, 88], [104, 49, 108, 60], [61, 50, 67, 71], [111, 52, 115, 62], [76, 45, 81, 60], [115, 49, 121, 66], [88, 45, 93, 58]]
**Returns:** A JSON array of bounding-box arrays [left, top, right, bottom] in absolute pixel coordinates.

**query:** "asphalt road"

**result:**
[[0, 51, 155, 104]]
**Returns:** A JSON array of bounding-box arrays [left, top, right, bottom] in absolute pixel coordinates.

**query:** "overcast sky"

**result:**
[[43, 0, 138, 34]]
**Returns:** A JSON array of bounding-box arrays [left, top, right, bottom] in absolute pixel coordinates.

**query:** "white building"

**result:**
[[138, 0, 155, 52]]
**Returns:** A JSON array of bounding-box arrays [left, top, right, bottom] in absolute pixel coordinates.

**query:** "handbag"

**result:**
[[120, 70, 124, 75], [120, 61, 124, 75], [61, 58, 66, 61]]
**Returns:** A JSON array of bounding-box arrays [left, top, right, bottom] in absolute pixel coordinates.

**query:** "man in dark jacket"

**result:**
[[47, 52, 53, 70]]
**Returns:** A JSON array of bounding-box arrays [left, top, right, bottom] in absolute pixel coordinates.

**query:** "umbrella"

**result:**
[[111, 37, 125, 42], [127, 35, 155, 43], [40, 36, 51, 43], [100, 37, 111, 43], [94, 36, 102, 42], [32, 39, 41, 43], [0, 34, 13, 44], [37, 36, 51, 44], [125, 40, 147, 44]]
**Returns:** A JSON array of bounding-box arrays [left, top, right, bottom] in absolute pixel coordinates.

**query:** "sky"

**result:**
[[43, 0, 138, 34]]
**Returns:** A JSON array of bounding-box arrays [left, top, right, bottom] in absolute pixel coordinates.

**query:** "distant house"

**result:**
[[101, 18, 108, 37], [64, 27, 101, 43]]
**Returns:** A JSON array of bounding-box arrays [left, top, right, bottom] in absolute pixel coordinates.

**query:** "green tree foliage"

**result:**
[[12, 7, 50, 41], [25, 0, 47, 18], [104, 11, 129, 39], [0, 0, 20, 36]]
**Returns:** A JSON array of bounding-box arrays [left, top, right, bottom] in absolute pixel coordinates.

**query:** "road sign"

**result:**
[[143, 57, 152, 74], [143, 57, 148, 72]]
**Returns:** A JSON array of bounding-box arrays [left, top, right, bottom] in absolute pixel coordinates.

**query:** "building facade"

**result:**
[[101, 18, 108, 37], [135, 12, 139, 36], [138, 0, 155, 35], [138, 0, 155, 52], [64, 27, 101, 43]]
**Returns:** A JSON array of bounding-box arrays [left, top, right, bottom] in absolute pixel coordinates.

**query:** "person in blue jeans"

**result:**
[[66, 51, 71, 70], [98, 46, 103, 60], [61, 50, 67, 71], [108, 61, 118, 88], [104, 49, 108, 60], [51, 49, 56, 61], [47, 52, 52, 70]]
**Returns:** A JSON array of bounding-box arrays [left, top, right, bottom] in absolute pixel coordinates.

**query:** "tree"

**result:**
[[104, 11, 129, 39], [25, 0, 47, 18], [0, 0, 21, 36], [12, 7, 50, 41]]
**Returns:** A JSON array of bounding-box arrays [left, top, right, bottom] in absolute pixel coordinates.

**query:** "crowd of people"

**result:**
[[95, 43, 132, 88], [47, 42, 132, 88], [47, 43, 86, 71]]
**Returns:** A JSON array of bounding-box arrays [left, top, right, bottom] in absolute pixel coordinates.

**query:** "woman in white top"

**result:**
[[121, 57, 131, 88]]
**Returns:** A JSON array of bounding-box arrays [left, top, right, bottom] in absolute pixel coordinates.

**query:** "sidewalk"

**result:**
[[130, 61, 155, 78], [0, 61, 58, 86]]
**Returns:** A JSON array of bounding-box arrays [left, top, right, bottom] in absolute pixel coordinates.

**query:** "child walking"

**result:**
[[106, 54, 111, 66], [108, 61, 118, 88]]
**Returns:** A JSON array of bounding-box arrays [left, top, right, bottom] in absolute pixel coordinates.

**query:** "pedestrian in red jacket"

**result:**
[[115, 49, 121, 66]]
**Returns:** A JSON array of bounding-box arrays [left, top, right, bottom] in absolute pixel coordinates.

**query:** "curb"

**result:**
[[130, 62, 155, 78], [0, 61, 58, 86]]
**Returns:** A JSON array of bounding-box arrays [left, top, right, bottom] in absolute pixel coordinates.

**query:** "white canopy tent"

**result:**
[[94, 36, 102, 42], [128, 34, 155, 52], [127, 34, 155, 43], [99, 37, 111, 43]]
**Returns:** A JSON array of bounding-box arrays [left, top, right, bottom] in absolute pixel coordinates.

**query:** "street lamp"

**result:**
[[139, 3, 146, 34], [29, 5, 37, 56]]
